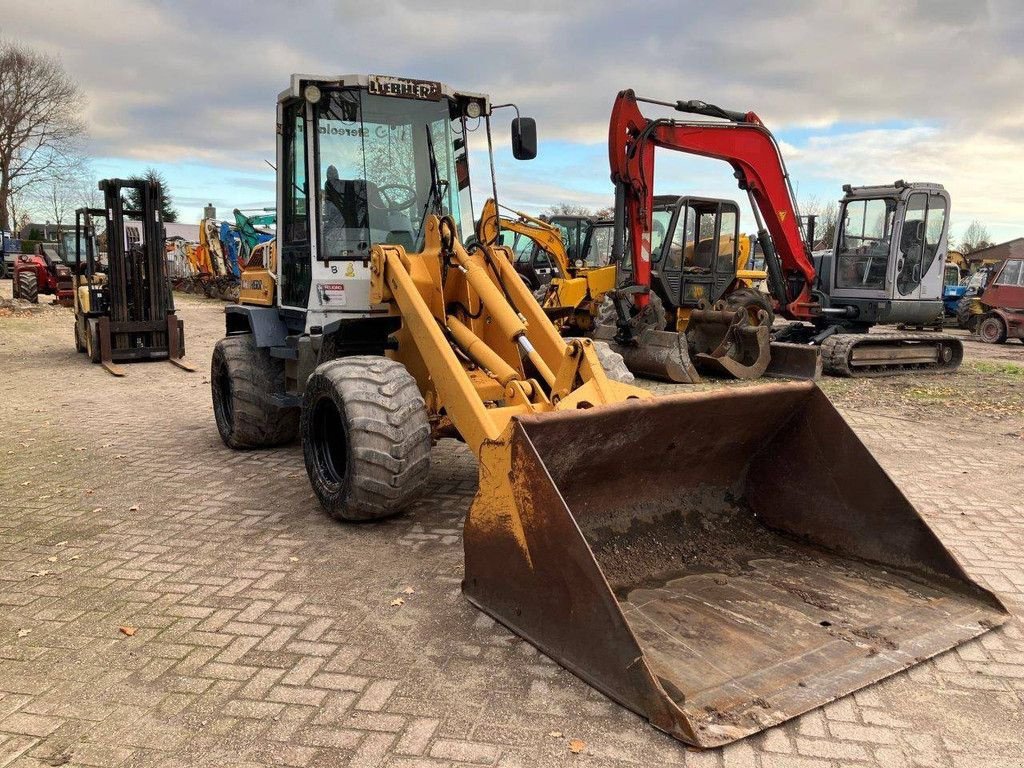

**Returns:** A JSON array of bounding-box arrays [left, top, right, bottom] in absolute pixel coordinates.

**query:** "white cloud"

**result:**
[[1, 0, 1021, 237]]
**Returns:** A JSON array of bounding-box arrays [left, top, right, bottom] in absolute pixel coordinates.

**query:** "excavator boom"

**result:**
[[609, 89, 815, 319]]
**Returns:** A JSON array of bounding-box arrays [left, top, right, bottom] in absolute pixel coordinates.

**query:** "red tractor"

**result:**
[[965, 256, 1024, 343], [11, 243, 74, 307]]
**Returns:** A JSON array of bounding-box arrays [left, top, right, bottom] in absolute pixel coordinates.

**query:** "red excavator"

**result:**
[[600, 89, 962, 378]]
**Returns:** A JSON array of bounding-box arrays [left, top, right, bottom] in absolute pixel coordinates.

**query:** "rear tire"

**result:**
[[301, 356, 431, 522], [956, 296, 976, 330], [977, 314, 1007, 344], [211, 334, 299, 448], [17, 271, 38, 303], [74, 321, 85, 353], [596, 292, 667, 331], [723, 287, 774, 326]]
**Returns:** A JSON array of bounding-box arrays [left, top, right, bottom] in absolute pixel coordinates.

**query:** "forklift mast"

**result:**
[[100, 179, 175, 327]]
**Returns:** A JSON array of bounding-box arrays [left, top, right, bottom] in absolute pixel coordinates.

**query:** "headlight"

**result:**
[[303, 84, 322, 104], [465, 101, 482, 119]]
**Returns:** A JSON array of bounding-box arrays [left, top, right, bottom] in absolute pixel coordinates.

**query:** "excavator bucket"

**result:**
[[464, 382, 1007, 748], [592, 325, 701, 383], [687, 307, 771, 380], [765, 341, 823, 381]]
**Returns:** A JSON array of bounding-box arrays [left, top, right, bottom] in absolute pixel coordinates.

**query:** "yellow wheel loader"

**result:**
[[210, 73, 1006, 748]]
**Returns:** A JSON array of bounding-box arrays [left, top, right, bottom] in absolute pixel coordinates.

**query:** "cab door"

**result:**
[[893, 190, 949, 302], [278, 99, 312, 310]]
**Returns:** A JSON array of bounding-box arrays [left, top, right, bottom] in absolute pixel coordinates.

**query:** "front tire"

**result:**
[[17, 271, 38, 303], [977, 314, 1007, 344], [723, 287, 774, 326], [211, 335, 299, 448], [301, 356, 431, 522], [86, 319, 102, 363]]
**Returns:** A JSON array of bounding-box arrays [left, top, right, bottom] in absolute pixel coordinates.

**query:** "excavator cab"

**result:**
[[822, 182, 950, 326], [649, 196, 754, 324]]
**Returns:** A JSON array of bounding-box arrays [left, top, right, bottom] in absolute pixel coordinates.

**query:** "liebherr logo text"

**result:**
[[368, 76, 442, 101]]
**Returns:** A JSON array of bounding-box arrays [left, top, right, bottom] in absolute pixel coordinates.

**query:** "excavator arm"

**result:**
[[609, 89, 818, 320], [476, 198, 572, 277]]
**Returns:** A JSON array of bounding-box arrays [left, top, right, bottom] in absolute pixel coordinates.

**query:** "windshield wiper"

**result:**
[[416, 124, 449, 247]]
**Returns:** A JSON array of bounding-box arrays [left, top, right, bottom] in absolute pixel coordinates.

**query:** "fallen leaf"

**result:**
[[30, 570, 51, 578], [91, 507, 102, 513], [128, 505, 139, 512], [84, 489, 93, 495], [288, 556, 299, 562], [568, 739, 585, 754], [46, 556, 57, 563], [114, 454, 126, 459], [548, 731, 563, 738], [119, 626, 137, 636], [401, 586, 415, 594], [55, 541, 67, 547], [69, 555, 80, 561], [17, 628, 31, 638], [389, 597, 405, 607], [20, 481, 31, 486]]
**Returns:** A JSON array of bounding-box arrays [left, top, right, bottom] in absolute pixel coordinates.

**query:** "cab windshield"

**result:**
[[835, 197, 896, 289], [314, 89, 469, 259]]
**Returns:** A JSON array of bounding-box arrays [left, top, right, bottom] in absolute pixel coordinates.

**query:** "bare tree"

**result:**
[[544, 202, 595, 217], [0, 41, 86, 232], [800, 196, 838, 249], [28, 153, 89, 239], [959, 220, 992, 253]]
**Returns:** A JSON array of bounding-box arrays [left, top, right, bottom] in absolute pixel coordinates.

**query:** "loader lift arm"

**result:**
[[609, 89, 817, 320]]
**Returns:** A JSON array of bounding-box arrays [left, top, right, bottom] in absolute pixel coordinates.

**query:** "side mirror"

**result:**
[[511, 117, 537, 160]]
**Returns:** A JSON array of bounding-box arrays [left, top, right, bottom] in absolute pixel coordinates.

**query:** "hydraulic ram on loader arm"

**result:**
[[368, 215, 1007, 748]]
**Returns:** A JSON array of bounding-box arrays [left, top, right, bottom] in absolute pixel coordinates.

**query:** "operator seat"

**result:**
[[897, 219, 926, 292], [323, 166, 415, 250]]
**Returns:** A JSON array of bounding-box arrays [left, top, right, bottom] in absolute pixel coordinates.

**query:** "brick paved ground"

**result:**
[[1, 286, 1022, 767]]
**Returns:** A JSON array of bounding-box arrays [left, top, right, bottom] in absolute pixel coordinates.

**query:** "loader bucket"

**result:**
[[464, 382, 1007, 747], [593, 324, 700, 383]]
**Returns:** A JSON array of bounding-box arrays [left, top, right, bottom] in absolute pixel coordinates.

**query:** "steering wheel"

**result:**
[[373, 183, 418, 213]]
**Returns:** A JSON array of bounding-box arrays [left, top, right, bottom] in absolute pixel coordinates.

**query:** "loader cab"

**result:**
[[274, 74, 528, 333], [650, 195, 741, 312], [826, 182, 949, 327]]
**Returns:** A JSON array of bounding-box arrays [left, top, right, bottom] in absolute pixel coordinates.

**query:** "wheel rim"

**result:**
[[214, 363, 234, 429], [311, 395, 348, 489], [979, 318, 1001, 342]]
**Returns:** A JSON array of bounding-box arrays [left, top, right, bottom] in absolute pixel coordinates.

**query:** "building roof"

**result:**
[[967, 238, 1024, 262]]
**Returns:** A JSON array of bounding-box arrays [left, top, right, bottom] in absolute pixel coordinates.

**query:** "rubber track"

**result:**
[[821, 332, 963, 377]]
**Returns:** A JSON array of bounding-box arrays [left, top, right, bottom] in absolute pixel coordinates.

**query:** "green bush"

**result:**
[[20, 239, 40, 254]]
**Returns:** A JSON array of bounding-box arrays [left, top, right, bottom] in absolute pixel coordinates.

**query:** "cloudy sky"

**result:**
[[4, 0, 1023, 244]]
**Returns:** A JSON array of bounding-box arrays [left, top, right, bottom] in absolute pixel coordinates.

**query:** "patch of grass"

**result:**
[[905, 387, 956, 403], [966, 360, 1024, 377]]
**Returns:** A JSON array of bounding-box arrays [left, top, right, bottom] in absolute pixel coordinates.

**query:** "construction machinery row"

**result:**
[[208, 73, 1006, 749]]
